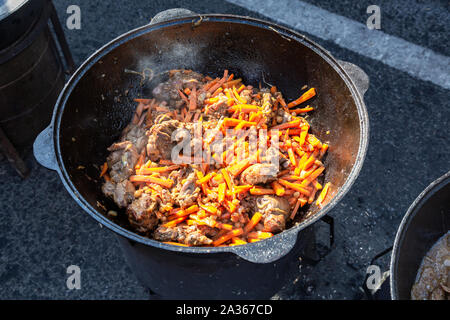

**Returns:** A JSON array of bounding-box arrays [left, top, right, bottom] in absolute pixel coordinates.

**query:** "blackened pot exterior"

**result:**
[[118, 225, 315, 299], [390, 171, 450, 300], [34, 13, 369, 298]]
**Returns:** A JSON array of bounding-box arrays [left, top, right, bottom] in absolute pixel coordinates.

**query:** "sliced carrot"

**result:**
[[270, 86, 277, 94], [290, 198, 302, 220], [278, 179, 311, 196], [300, 166, 325, 187], [231, 237, 247, 245], [244, 212, 263, 233], [200, 204, 219, 215], [291, 106, 314, 114], [207, 70, 229, 93], [287, 148, 297, 166], [217, 183, 226, 202], [227, 158, 251, 176], [271, 181, 285, 196], [139, 165, 179, 174], [223, 117, 256, 128], [161, 216, 187, 228], [249, 187, 275, 195], [134, 98, 152, 104], [270, 119, 302, 130], [298, 125, 309, 146], [99, 162, 108, 177], [129, 175, 173, 188], [287, 88, 316, 108], [247, 231, 273, 240], [232, 185, 253, 194], [177, 90, 189, 105], [189, 86, 197, 111], [221, 168, 234, 191], [196, 172, 216, 185], [316, 182, 331, 206], [223, 78, 242, 89], [228, 104, 261, 113], [163, 241, 189, 247], [213, 228, 244, 246]]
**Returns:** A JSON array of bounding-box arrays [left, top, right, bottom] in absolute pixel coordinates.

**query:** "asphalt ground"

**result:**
[[0, 0, 448, 299]]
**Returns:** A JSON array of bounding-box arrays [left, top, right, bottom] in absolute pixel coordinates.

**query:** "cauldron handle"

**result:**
[[338, 60, 369, 98], [149, 8, 197, 25], [33, 125, 58, 171], [227, 229, 300, 263]]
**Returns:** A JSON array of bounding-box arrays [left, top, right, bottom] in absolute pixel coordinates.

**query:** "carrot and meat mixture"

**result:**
[[100, 69, 330, 247]]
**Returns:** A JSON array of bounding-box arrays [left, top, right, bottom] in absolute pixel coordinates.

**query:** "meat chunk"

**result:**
[[102, 180, 135, 208], [120, 123, 147, 153], [107, 141, 139, 183], [255, 195, 291, 233], [153, 224, 213, 246], [172, 171, 200, 208], [240, 163, 278, 185], [152, 70, 203, 109], [146, 119, 185, 161], [127, 193, 159, 233]]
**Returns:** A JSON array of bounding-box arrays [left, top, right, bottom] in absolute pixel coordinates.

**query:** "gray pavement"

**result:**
[[0, 0, 449, 299]]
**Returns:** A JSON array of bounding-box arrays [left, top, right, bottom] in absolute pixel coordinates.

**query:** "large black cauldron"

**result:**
[[34, 10, 369, 299], [390, 171, 450, 300]]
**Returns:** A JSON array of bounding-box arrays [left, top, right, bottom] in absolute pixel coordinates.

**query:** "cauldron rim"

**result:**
[[390, 170, 450, 299], [50, 14, 369, 256]]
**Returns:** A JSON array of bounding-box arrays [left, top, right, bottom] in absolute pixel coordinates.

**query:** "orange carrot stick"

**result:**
[[163, 241, 189, 247], [162, 216, 187, 228], [217, 183, 226, 202], [213, 228, 244, 246], [270, 119, 302, 130], [249, 187, 275, 195], [189, 87, 197, 111], [196, 172, 216, 185], [278, 179, 311, 196], [129, 175, 173, 188], [316, 182, 331, 206], [271, 181, 285, 196], [287, 88, 316, 108], [139, 165, 179, 174], [291, 106, 314, 114], [244, 212, 263, 233], [228, 104, 261, 113], [99, 162, 108, 177]]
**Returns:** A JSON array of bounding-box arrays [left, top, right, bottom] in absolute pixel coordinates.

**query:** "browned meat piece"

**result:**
[[240, 163, 278, 185], [120, 123, 147, 153], [238, 89, 252, 104], [411, 232, 450, 300], [260, 91, 276, 125], [107, 141, 139, 183], [102, 180, 135, 208], [146, 119, 185, 161], [204, 100, 229, 120], [172, 171, 200, 208], [153, 224, 213, 245], [127, 193, 159, 233], [255, 195, 291, 233], [152, 70, 203, 109]]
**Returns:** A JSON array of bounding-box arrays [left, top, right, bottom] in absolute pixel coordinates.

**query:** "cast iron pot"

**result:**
[[390, 171, 450, 300], [34, 9, 369, 299]]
